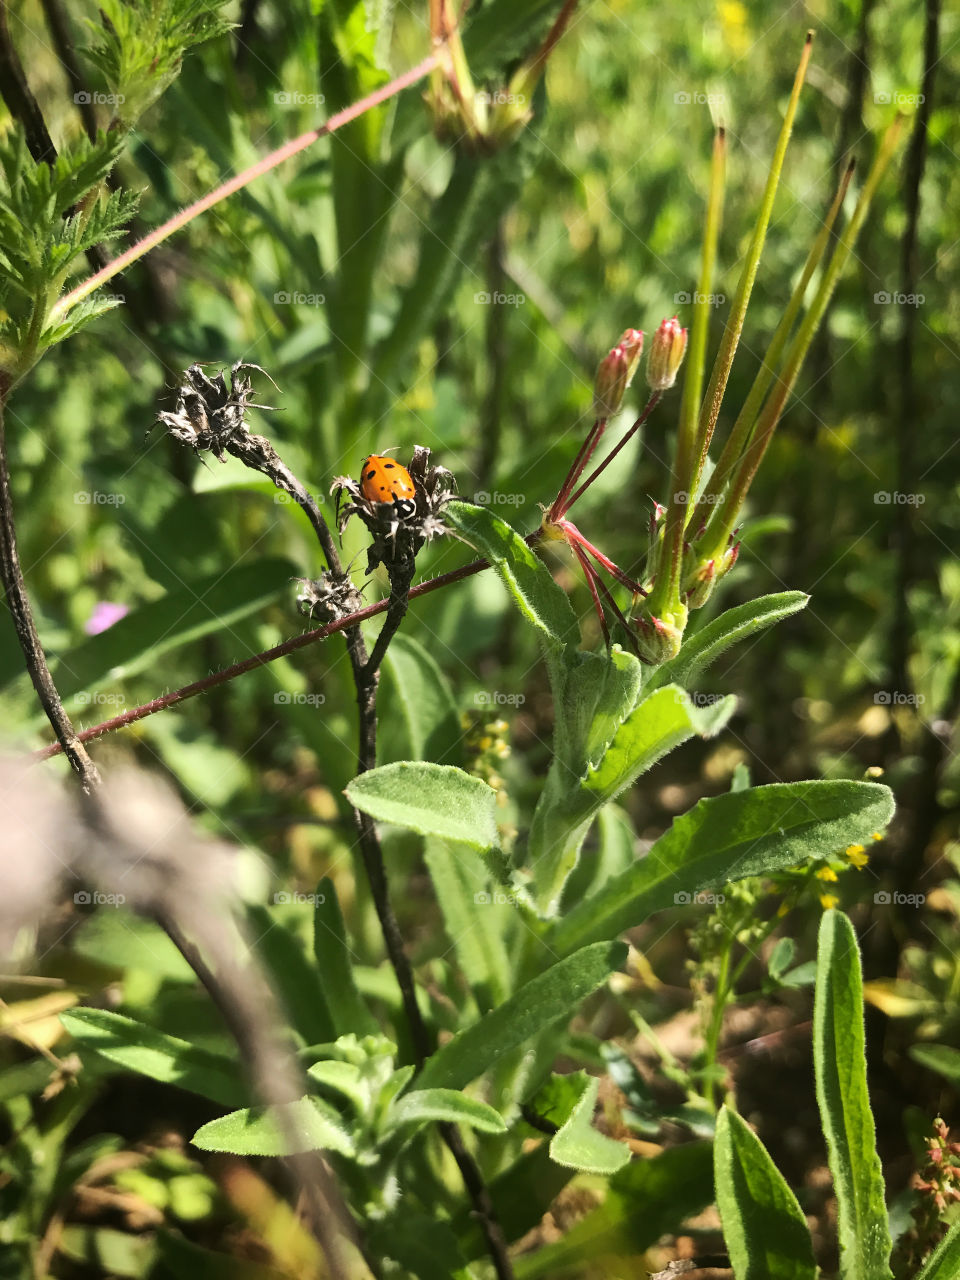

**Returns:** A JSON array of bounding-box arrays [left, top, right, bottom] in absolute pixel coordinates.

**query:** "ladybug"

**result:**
[[360, 454, 417, 518]]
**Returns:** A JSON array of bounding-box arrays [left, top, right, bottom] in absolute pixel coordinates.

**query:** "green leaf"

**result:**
[[916, 1221, 960, 1279], [386, 1089, 507, 1135], [549, 1074, 631, 1175], [71, 911, 195, 980], [647, 591, 809, 693], [379, 633, 463, 765], [550, 781, 895, 956], [514, 1142, 714, 1279], [60, 1009, 246, 1108], [247, 905, 335, 1045], [345, 761, 499, 850], [531, 684, 736, 914], [424, 838, 512, 1010], [313, 879, 378, 1037], [453, 1144, 575, 1258], [714, 1106, 816, 1279], [418, 940, 626, 1091], [814, 911, 893, 1280], [443, 501, 579, 654], [191, 1096, 354, 1157], [58, 1225, 155, 1277], [910, 1043, 960, 1086]]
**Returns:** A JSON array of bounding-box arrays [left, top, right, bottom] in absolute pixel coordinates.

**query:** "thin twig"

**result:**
[[0, 1, 56, 163], [0, 386, 101, 791]]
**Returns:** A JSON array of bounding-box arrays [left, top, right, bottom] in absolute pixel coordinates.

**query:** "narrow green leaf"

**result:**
[[247, 905, 335, 1045], [531, 684, 736, 913], [418, 940, 626, 1091], [549, 1075, 631, 1175], [916, 1221, 960, 1279], [387, 1089, 507, 1135], [313, 879, 378, 1038], [345, 761, 498, 850], [647, 591, 809, 692], [550, 781, 895, 956], [191, 1096, 354, 1157], [715, 1105, 816, 1279], [443, 501, 579, 653], [514, 1142, 713, 1279], [424, 838, 512, 1009], [910, 1044, 960, 1086], [814, 910, 893, 1280], [60, 1009, 246, 1108], [379, 633, 462, 765]]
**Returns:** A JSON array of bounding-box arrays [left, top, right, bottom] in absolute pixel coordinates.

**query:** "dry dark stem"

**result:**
[[0, 387, 101, 792], [207, 428, 513, 1277], [0, 1, 56, 163]]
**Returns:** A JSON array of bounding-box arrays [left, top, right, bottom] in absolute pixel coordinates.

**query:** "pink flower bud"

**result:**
[[646, 316, 688, 391], [593, 328, 643, 419]]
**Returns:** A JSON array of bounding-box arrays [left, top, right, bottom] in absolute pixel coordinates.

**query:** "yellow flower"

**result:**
[[872, 831, 884, 841], [816, 865, 839, 882], [845, 844, 869, 869], [819, 893, 840, 910]]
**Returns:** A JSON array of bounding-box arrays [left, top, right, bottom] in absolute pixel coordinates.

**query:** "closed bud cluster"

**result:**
[[646, 316, 688, 391], [593, 328, 644, 419]]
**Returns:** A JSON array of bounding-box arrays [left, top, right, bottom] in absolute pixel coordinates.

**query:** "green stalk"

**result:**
[[646, 128, 725, 621], [698, 116, 905, 562], [690, 31, 814, 501], [689, 156, 855, 537]]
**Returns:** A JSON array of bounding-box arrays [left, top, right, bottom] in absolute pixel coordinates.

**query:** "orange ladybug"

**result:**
[[360, 455, 417, 517]]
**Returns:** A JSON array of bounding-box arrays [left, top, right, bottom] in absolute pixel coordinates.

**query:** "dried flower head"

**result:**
[[296, 571, 365, 626], [156, 361, 277, 461], [332, 445, 456, 575]]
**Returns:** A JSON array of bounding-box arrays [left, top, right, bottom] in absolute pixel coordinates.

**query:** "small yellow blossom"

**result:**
[[819, 893, 840, 910], [872, 832, 883, 841], [816, 866, 839, 882], [845, 844, 869, 869]]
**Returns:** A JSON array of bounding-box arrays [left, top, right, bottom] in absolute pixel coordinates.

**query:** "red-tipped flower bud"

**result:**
[[593, 328, 644, 419], [646, 316, 688, 391]]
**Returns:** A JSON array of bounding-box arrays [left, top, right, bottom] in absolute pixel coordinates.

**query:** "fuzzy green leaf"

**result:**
[[715, 1106, 816, 1279], [345, 762, 499, 850], [814, 911, 893, 1280], [550, 781, 895, 956], [191, 1096, 354, 1157], [549, 1074, 631, 1175], [60, 1009, 245, 1108], [418, 941, 626, 1091], [386, 1089, 507, 1135]]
